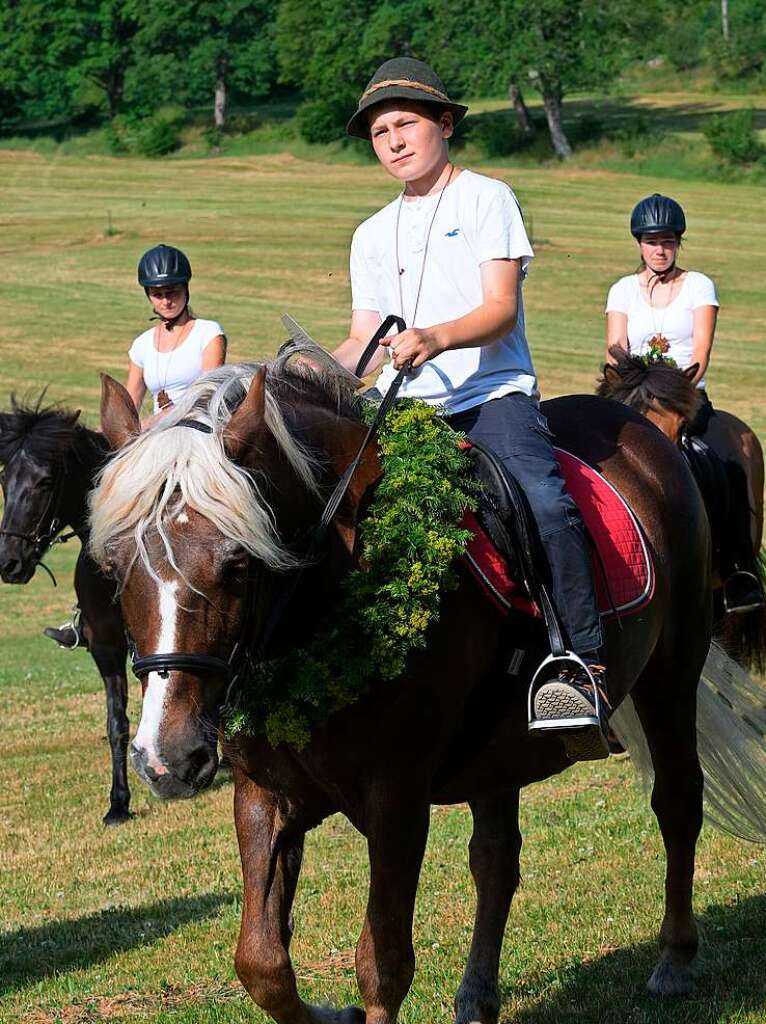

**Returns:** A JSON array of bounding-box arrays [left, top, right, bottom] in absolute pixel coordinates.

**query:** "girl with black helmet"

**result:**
[[43, 244, 226, 650], [605, 195, 763, 614], [605, 193, 719, 392], [127, 244, 226, 424]]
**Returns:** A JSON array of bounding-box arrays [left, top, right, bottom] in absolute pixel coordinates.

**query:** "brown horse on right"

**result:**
[[87, 358, 766, 1024], [598, 348, 766, 673]]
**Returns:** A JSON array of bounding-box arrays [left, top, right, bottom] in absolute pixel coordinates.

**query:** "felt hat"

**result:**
[[346, 57, 468, 139]]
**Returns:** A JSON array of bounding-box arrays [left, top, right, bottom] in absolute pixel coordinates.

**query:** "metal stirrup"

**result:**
[[527, 652, 605, 734]]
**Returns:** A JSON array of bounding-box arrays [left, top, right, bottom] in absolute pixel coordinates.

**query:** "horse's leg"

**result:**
[[354, 796, 430, 1024], [76, 550, 131, 825], [740, 427, 764, 554], [454, 791, 521, 1024], [234, 773, 363, 1024], [631, 652, 704, 995]]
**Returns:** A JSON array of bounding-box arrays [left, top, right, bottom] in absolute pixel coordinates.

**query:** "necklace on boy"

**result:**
[[395, 163, 455, 327]]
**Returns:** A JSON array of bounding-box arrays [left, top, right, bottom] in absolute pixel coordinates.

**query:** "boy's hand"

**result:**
[[383, 326, 447, 369]]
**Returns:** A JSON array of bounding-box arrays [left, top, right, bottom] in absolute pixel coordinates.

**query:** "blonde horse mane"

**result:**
[[89, 358, 356, 585]]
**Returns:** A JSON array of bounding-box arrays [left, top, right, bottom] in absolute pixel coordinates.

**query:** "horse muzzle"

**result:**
[[130, 739, 218, 800], [0, 552, 36, 584]]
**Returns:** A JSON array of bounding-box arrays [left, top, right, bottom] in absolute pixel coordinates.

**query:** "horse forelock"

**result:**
[[597, 350, 701, 422], [88, 359, 364, 582], [0, 393, 92, 468]]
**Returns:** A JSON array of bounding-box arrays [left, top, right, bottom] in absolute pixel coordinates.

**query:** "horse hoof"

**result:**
[[103, 809, 134, 826], [647, 959, 696, 996]]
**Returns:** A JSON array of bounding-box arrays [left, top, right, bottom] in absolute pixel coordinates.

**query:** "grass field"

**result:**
[[1, 143, 766, 1023]]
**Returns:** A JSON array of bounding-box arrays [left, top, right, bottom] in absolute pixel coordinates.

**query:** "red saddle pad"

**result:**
[[462, 448, 654, 619]]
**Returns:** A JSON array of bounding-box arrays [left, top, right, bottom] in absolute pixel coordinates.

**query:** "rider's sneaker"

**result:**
[[533, 664, 610, 762], [724, 571, 766, 615], [43, 621, 86, 650]]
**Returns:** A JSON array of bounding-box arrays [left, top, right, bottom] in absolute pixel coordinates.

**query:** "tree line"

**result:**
[[0, 0, 762, 158]]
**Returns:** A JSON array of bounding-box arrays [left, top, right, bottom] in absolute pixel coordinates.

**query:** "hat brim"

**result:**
[[346, 87, 468, 139]]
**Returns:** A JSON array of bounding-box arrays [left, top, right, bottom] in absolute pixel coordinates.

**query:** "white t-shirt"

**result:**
[[605, 271, 719, 388], [128, 318, 225, 412], [350, 168, 537, 415]]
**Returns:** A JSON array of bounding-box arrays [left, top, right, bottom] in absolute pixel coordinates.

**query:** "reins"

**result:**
[[129, 316, 411, 695]]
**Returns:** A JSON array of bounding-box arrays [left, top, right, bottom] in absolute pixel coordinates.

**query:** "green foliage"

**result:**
[[275, 0, 432, 143], [103, 104, 185, 157], [704, 108, 763, 164], [463, 111, 538, 158], [133, 105, 185, 157], [296, 95, 357, 145], [0, 0, 277, 131], [226, 401, 477, 748], [707, 0, 766, 82]]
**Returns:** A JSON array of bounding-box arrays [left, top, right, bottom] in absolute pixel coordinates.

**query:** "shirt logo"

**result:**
[[445, 228, 460, 237]]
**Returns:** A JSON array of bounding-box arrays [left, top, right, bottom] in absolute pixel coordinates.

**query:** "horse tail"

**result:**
[[716, 549, 766, 676], [611, 640, 766, 844]]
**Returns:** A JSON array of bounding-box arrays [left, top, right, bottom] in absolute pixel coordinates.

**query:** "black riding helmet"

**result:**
[[137, 244, 192, 288], [630, 194, 686, 239]]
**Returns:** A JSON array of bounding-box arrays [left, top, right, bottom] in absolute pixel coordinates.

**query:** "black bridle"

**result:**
[[129, 316, 410, 694], [0, 467, 77, 585]]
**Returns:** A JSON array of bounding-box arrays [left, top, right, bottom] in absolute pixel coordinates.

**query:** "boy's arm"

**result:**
[[333, 309, 386, 375], [383, 258, 520, 370]]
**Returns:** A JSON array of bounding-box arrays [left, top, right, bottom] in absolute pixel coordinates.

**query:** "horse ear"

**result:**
[[100, 374, 140, 450], [69, 409, 81, 426], [223, 366, 267, 461], [684, 364, 699, 382]]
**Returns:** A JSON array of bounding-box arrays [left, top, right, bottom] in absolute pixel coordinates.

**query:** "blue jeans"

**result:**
[[448, 392, 603, 654]]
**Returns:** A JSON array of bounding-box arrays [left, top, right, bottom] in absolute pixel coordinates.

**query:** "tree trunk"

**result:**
[[214, 60, 228, 129], [541, 85, 572, 158], [721, 0, 729, 40], [508, 83, 532, 134]]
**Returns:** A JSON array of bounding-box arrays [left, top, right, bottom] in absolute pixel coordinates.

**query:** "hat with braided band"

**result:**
[[346, 57, 468, 139]]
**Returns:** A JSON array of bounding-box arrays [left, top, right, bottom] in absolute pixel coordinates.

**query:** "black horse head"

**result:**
[[0, 392, 105, 583]]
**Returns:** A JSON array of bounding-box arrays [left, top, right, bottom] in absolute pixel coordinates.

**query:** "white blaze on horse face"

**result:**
[[133, 579, 179, 774]]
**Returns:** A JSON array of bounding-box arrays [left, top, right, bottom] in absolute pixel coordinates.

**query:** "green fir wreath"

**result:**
[[225, 399, 477, 749]]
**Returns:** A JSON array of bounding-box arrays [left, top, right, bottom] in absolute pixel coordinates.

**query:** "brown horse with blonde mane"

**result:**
[[89, 352, 765, 1024]]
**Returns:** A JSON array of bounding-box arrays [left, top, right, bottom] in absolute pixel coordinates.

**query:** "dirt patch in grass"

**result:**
[[20, 982, 246, 1022]]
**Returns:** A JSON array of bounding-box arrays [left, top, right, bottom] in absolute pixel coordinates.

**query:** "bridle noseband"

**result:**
[[128, 319, 410, 702]]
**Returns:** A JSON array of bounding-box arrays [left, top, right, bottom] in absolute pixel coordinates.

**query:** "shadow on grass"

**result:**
[[506, 894, 766, 1023], [0, 890, 236, 995]]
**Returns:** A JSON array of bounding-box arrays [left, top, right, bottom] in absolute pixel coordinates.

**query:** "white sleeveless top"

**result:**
[[128, 318, 225, 412], [605, 271, 718, 387]]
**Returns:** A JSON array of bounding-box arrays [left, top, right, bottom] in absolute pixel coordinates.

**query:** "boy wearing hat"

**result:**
[[334, 58, 611, 762]]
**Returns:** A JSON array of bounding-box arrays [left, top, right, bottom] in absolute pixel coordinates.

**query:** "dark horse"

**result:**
[[0, 395, 132, 824], [91, 354, 755, 1023], [597, 348, 766, 673]]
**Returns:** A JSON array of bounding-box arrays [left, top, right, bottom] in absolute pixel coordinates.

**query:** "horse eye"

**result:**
[[222, 554, 248, 582]]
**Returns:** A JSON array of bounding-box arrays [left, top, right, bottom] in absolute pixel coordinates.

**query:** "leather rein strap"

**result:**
[[130, 316, 410, 685]]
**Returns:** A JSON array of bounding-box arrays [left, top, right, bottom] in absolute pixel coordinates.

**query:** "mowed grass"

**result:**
[[1, 149, 766, 1023]]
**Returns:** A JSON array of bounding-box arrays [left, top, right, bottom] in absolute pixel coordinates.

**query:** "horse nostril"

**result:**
[[179, 745, 218, 787]]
